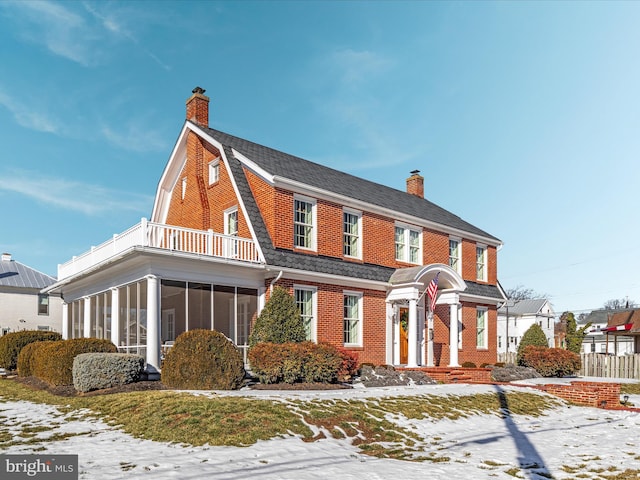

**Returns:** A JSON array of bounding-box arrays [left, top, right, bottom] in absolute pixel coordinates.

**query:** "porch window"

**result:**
[[294, 197, 315, 249], [395, 224, 421, 264], [449, 238, 460, 273], [343, 210, 361, 258], [37, 294, 49, 315], [343, 292, 362, 346], [295, 286, 316, 341], [476, 245, 487, 281], [476, 307, 488, 349]]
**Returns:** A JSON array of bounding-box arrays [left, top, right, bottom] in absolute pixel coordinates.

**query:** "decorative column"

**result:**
[[61, 302, 69, 340], [407, 298, 418, 367], [449, 299, 460, 367], [426, 311, 435, 366], [83, 297, 91, 338], [110, 287, 120, 348], [145, 275, 160, 373]]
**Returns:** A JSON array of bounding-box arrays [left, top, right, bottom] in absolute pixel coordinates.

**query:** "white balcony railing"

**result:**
[[58, 218, 262, 280]]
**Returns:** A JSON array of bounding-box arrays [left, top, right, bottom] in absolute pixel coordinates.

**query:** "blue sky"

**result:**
[[1, 1, 639, 316]]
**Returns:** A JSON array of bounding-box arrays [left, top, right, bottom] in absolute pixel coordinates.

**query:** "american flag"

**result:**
[[427, 272, 440, 312]]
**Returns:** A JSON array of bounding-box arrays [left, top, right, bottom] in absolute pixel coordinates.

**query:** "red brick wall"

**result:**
[[535, 381, 621, 409]]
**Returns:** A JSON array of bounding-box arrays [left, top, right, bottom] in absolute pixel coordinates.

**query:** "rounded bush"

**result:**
[[31, 338, 117, 386], [461, 361, 477, 368], [0, 330, 62, 371], [17, 340, 55, 377], [161, 329, 245, 390], [519, 346, 581, 377], [517, 324, 549, 364], [73, 353, 145, 393]]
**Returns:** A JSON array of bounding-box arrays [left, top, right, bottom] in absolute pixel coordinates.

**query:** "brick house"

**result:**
[[45, 87, 504, 373]]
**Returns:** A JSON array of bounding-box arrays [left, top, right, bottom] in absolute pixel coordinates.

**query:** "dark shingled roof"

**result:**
[[203, 124, 502, 300]]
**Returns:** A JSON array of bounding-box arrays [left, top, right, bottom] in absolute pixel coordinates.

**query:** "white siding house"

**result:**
[[497, 299, 555, 354]]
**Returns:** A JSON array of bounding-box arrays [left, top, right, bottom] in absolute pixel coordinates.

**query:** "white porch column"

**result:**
[[61, 302, 69, 340], [110, 287, 120, 348], [83, 296, 91, 338], [392, 304, 400, 365], [418, 304, 426, 366], [449, 300, 460, 367], [146, 275, 160, 373], [426, 311, 434, 366], [407, 298, 418, 367]]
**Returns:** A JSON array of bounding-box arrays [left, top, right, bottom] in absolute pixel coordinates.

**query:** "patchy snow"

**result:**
[[1, 383, 640, 479]]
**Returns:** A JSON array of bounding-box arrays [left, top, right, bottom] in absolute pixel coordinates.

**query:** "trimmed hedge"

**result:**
[[161, 329, 245, 390], [0, 330, 62, 370], [73, 353, 145, 393], [519, 345, 581, 377], [31, 338, 117, 386], [248, 342, 359, 384], [17, 340, 55, 377]]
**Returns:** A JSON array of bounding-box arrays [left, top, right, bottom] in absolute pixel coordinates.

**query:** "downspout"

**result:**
[[269, 270, 283, 294]]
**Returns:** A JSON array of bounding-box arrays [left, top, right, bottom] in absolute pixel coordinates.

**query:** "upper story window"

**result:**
[[343, 291, 363, 346], [476, 307, 488, 349], [476, 244, 487, 281], [295, 286, 317, 342], [395, 225, 421, 264], [208, 158, 220, 185], [37, 294, 49, 315], [225, 207, 238, 236], [181, 177, 187, 200], [449, 238, 461, 273], [294, 196, 316, 250], [343, 209, 362, 258]]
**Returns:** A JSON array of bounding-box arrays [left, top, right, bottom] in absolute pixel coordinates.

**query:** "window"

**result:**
[[224, 207, 239, 257], [343, 292, 363, 346], [37, 294, 49, 315], [395, 225, 421, 264], [295, 286, 316, 341], [476, 307, 488, 348], [37, 325, 49, 331], [476, 244, 487, 281], [208, 158, 220, 185], [294, 197, 315, 249], [449, 238, 461, 273], [181, 177, 187, 200], [343, 210, 361, 258]]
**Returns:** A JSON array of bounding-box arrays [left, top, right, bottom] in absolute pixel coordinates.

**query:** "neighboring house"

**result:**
[[44, 87, 505, 373], [497, 299, 555, 354], [580, 309, 637, 355], [0, 253, 62, 335]]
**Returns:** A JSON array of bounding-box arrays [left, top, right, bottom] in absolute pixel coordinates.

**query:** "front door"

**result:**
[[400, 308, 409, 364]]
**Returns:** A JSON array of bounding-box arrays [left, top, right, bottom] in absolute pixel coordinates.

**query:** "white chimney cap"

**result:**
[[1, 253, 12, 262]]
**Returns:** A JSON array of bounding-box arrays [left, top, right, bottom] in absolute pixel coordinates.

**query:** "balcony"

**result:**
[[58, 219, 262, 280]]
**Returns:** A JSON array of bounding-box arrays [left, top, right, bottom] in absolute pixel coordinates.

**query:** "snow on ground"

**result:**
[[1, 383, 640, 479]]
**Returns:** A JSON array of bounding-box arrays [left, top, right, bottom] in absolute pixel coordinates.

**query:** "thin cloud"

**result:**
[[0, 89, 58, 133], [0, 170, 152, 216], [328, 48, 392, 86], [101, 122, 168, 153]]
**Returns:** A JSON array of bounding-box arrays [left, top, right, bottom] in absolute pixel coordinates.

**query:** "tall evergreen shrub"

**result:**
[[248, 286, 305, 346], [517, 324, 549, 365]]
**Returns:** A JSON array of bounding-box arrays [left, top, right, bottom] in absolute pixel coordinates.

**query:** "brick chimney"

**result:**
[[186, 86, 209, 126], [406, 170, 424, 198]]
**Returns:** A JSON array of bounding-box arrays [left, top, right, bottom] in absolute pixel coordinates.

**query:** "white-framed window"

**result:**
[[294, 196, 316, 250], [449, 237, 461, 273], [208, 158, 220, 185], [181, 177, 187, 200], [343, 209, 362, 258], [224, 207, 239, 257], [294, 286, 317, 342], [343, 291, 363, 346], [476, 307, 488, 349], [476, 244, 487, 281], [395, 224, 421, 264], [37, 294, 49, 315]]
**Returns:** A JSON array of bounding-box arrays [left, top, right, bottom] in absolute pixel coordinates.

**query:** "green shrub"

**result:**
[[161, 330, 245, 390], [31, 338, 117, 386], [73, 353, 145, 393], [335, 346, 359, 382], [517, 324, 549, 364], [461, 361, 477, 368], [0, 330, 62, 370], [17, 340, 55, 377], [519, 345, 581, 377], [248, 286, 305, 346], [248, 341, 354, 384]]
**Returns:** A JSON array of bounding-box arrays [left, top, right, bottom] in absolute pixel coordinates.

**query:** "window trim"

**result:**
[[448, 236, 461, 274], [343, 290, 363, 347], [224, 206, 239, 236], [476, 243, 487, 281], [394, 222, 421, 264], [476, 307, 488, 349], [342, 208, 362, 259], [294, 285, 317, 342], [208, 158, 220, 185], [293, 195, 317, 251], [37, 294, 49, 316]]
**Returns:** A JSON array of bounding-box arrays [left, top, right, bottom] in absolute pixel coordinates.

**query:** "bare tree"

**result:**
[[603, 298, 637, 310], [505, 284, 549, 301]]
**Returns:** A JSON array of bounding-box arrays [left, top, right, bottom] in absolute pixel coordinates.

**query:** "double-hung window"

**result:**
[[343, 209, 361, 258], [395, 225, 421, 264], [295, 286, 316, 341], [343, 292, 363, 346], [225, 207, 239, 257], [294, 196, 316, 249], [476, 244, 487, 281], [476, 307, 488, 349], [37, 294, 49, 315], [208, 158, 220, 185], [449, 238, 461, 273]]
